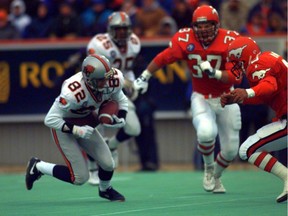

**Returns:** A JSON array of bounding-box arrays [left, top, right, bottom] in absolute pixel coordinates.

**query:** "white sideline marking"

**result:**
[[90, 196, 271, 216]]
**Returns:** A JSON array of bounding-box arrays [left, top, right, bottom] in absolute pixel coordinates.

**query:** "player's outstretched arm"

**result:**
[[133, 70, 151, 94], [133, 61, 160, 94]]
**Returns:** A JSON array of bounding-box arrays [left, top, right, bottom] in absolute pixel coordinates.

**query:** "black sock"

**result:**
[[116, 128, 132, 143], [98, 166, 113, 181], [52, 165, 73, 183]]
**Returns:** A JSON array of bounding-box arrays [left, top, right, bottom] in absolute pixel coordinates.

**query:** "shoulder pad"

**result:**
[[87, 33, 111, 56], [129, 33, 141, 53]]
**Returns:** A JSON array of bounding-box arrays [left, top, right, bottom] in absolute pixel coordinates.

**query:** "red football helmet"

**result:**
[[227, 36, 261, 78], [192, 5, 219, 45]]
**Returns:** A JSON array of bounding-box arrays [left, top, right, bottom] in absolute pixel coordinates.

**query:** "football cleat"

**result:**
[[99, 186, 125, 202], [276, 180, 287, 203], [213, 178, 226, 193], [203, 163, 215, 192], [25, 157, 43, 190], [88, 170, 100, 186]]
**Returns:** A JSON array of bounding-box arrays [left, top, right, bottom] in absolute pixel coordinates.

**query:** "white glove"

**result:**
[[199, 61, 222, 79], [199, 61, 215, 76], [72, 125, 94, 139], [103, 115, 126, 128], [133, 70, 152, 94]]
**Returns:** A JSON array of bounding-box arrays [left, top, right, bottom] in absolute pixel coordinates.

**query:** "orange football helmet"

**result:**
[[192, 5, 219, 45], [227, 36, 261, 78]]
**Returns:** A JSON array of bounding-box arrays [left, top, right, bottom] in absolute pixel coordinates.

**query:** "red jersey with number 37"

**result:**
[[153, 28, 240, 96]]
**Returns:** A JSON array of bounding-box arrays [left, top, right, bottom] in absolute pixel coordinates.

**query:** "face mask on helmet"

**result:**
[[227, 36, 261, 79], [230, 60, 245, 79], [82, 54, 116, 94], [108, 12, 132, 46], [192, 5, 219, 46]]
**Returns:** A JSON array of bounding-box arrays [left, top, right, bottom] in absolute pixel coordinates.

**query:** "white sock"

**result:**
[[214, 163, 224, 179], [99, 180, 111, 191], [198, 142, 215, 165], [271, 162, 288, 181], [36, 161, 55, 176]]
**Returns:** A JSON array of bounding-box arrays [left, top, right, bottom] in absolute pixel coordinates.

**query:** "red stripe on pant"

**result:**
[[52, 129, 75, 183], [247, 126, 287, 158]]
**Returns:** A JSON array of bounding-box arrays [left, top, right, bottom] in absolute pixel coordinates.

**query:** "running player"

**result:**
[[25, 54, 128, 202], [134, 5, 242, 193]]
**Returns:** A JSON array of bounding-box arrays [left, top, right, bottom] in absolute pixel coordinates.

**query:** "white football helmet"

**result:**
[[82, 54, 116, 93], [107, 11, 132, 46]]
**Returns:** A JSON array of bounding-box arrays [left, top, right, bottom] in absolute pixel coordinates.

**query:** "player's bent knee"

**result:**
[[98, 159, 114, 171], [238, 145, 248, 161], [100, 164, 114, 171], [197, 130, 216, 144], [128, 127, 141, 136], [124, 124, 141, 137], [239, 133, 260, 160], [73, 173, 89, 185], [239, 140, 251, 161], [196, 122, 217, 143]]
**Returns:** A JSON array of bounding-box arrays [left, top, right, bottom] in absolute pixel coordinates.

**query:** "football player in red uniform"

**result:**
[[134, 5, 242, 193], [221, 36, 287, 203]]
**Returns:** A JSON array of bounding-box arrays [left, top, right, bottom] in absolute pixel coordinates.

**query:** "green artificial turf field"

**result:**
[[0, 170, 287, 216]]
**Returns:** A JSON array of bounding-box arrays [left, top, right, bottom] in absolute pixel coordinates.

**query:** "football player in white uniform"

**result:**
[[25, 54, 128, 202], [86, 11, 141, 184]]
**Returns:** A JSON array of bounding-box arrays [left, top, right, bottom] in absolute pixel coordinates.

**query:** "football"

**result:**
[[98, 100, 119, 124]]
